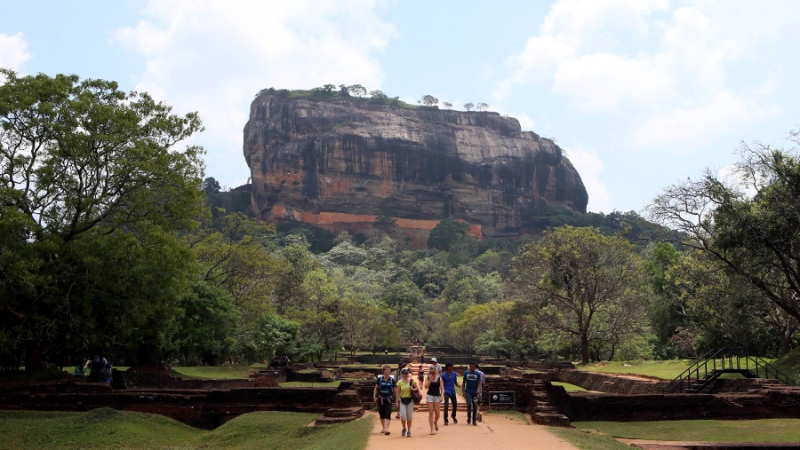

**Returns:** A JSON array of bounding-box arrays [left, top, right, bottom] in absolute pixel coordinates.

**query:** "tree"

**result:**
[[464, 102, 474, 112], [369, 90, 388, 101], [348, 84, 367, 98], [508, 226, 645, 364], [0, 70, 204, 368], [647, 132, 800, 322], [427, 219, 470, 251], [421, 95, 439, 107], [339, 294, 383, 359], [476, 102, 489, 111], [373, 213, 397, 237], [338, 84, 350, 97], [442, 101, 453, 110], [202, 177, 221, 195]]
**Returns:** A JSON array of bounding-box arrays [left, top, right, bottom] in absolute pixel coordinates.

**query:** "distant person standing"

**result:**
[[441, 362, 459, 425], [462, 362, 481, 426], [373, 365, 398, 435], [424, 365, 443, 434]]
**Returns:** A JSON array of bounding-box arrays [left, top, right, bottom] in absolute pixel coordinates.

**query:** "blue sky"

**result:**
[[2, 0, 799, 212]]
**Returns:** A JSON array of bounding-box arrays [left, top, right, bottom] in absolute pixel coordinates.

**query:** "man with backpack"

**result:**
[[373, 365, 398, 435], [462, 362, 482, 426]]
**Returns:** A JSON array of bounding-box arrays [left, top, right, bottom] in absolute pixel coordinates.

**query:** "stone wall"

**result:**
[[0, 378, 341, 429], [563, 387, 800, 422]]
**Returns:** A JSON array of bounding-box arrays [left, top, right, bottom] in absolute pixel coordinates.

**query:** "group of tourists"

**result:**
[[373, 359, 485, 437], [269, 355, 292, 368], [73, 354, 113, 383]]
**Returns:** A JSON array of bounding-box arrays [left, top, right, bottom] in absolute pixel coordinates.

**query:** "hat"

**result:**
[[445, 362, 453, 367], [399, 361, 407, 367], [401, 368, 410, 374], [431, 357, 438, 363]]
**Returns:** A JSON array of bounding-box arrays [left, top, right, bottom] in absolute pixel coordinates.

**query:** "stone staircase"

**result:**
[[527, 380, 571, 427]]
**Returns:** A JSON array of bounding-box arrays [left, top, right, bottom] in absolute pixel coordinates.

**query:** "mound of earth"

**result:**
[[342, 371, 375, 379], [126, 362, 172, 375], [773, 347, 800, 383]]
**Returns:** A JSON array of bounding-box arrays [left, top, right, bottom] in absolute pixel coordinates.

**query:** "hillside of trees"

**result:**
[[1, 71, 797, 371]]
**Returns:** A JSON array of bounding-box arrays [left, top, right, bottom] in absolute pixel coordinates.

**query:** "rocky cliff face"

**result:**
[[243, 94, 588, 238]]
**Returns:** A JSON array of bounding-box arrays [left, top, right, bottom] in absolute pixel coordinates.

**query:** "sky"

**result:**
[[2, 0, 799, 213]]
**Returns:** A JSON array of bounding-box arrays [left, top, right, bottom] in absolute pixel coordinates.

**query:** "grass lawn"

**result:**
[[551, 381, 586, 392], [575, 419, 800, 442], [549, 427, 631, 450], [172, 365, 258, 379], [577, 360, 694, 379], [0, 408, 374, 450]]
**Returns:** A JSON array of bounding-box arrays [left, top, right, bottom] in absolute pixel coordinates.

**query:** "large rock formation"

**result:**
[[243, 94, 588, 240]]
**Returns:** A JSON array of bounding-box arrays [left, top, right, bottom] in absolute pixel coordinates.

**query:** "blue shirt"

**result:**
[[441, 370, 458, 395], [463, 370, 480, 395]]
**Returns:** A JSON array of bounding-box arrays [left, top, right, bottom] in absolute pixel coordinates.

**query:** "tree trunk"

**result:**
[[580, 333, 589, 364], [24, 339, 42, 372], [780, 332, 791, 357]]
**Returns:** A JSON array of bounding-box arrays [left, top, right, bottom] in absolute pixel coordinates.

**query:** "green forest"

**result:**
[[2, 71, 799, 372]]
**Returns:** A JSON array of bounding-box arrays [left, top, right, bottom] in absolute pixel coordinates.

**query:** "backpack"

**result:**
[[377, 375, 394, 398]]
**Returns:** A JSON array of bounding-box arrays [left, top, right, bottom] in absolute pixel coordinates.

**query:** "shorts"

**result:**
[[399, 401, 414, 421], [377, 398, 393, 420], [426, 395, 441, 403]]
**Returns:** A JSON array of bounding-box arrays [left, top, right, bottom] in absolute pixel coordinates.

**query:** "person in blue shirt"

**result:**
[[462, 362, 482, 426], [441, 362, 460, 425]]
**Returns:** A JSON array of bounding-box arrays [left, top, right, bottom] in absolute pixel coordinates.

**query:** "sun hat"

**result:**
[[431, 357, 437, 362]]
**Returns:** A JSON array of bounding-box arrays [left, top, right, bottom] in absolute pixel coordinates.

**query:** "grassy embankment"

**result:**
[[576, 359, 694, 379], [573, 419, 800, 443], [0, 409, 373, 450]]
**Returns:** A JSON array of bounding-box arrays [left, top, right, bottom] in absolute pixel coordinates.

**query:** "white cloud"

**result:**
[[114, 0, 395, 186], [499, 0, 800, 149], [0, 32, 31, 73], [562, 143, 614, 212]]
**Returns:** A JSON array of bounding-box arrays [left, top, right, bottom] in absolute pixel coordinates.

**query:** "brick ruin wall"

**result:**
[[563, 387, 800, 422], [0, 377, 340, 429]]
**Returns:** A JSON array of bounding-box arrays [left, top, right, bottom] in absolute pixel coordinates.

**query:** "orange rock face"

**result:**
[[243, 94, 588, 244]]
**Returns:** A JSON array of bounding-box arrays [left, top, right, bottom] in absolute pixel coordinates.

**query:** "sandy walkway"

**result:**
[[365, 411, 578, 450]]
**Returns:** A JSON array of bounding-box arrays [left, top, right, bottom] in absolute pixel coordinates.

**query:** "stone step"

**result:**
[[324, 407, 364, 418], [532, 412, 571, 428]]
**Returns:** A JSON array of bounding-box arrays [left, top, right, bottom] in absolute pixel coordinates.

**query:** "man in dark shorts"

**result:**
[[441, 362, 460, 425], [373, 364, 398, 435]]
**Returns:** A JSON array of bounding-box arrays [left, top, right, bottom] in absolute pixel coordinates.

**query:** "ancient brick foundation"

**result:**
[[0, 374, 345, 429], [563, 387, 800, 422]]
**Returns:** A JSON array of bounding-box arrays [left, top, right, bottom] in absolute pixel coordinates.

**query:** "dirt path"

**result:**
[[364, 411, 578, 450]]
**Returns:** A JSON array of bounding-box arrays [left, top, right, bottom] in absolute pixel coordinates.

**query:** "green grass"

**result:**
[[484, 410, 530, 424], [551, 381, 586, 392], [577, 360, 694, 379], [0, 408, 374, 450], [773, 347, 800, 383], [574, 419, 800, 442], [549, 427, 631, 450], [171, 365, 258, 379]]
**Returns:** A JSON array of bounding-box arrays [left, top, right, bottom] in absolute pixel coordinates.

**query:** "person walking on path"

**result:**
[[462, 362, 482, 426], [441, 362, 459, 425], [428, 357, 442, 376], [373, 365, 398, 435], [395, 361, 407, 419], [424, 365, 443, 435], [396, 368, 419, 437]]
